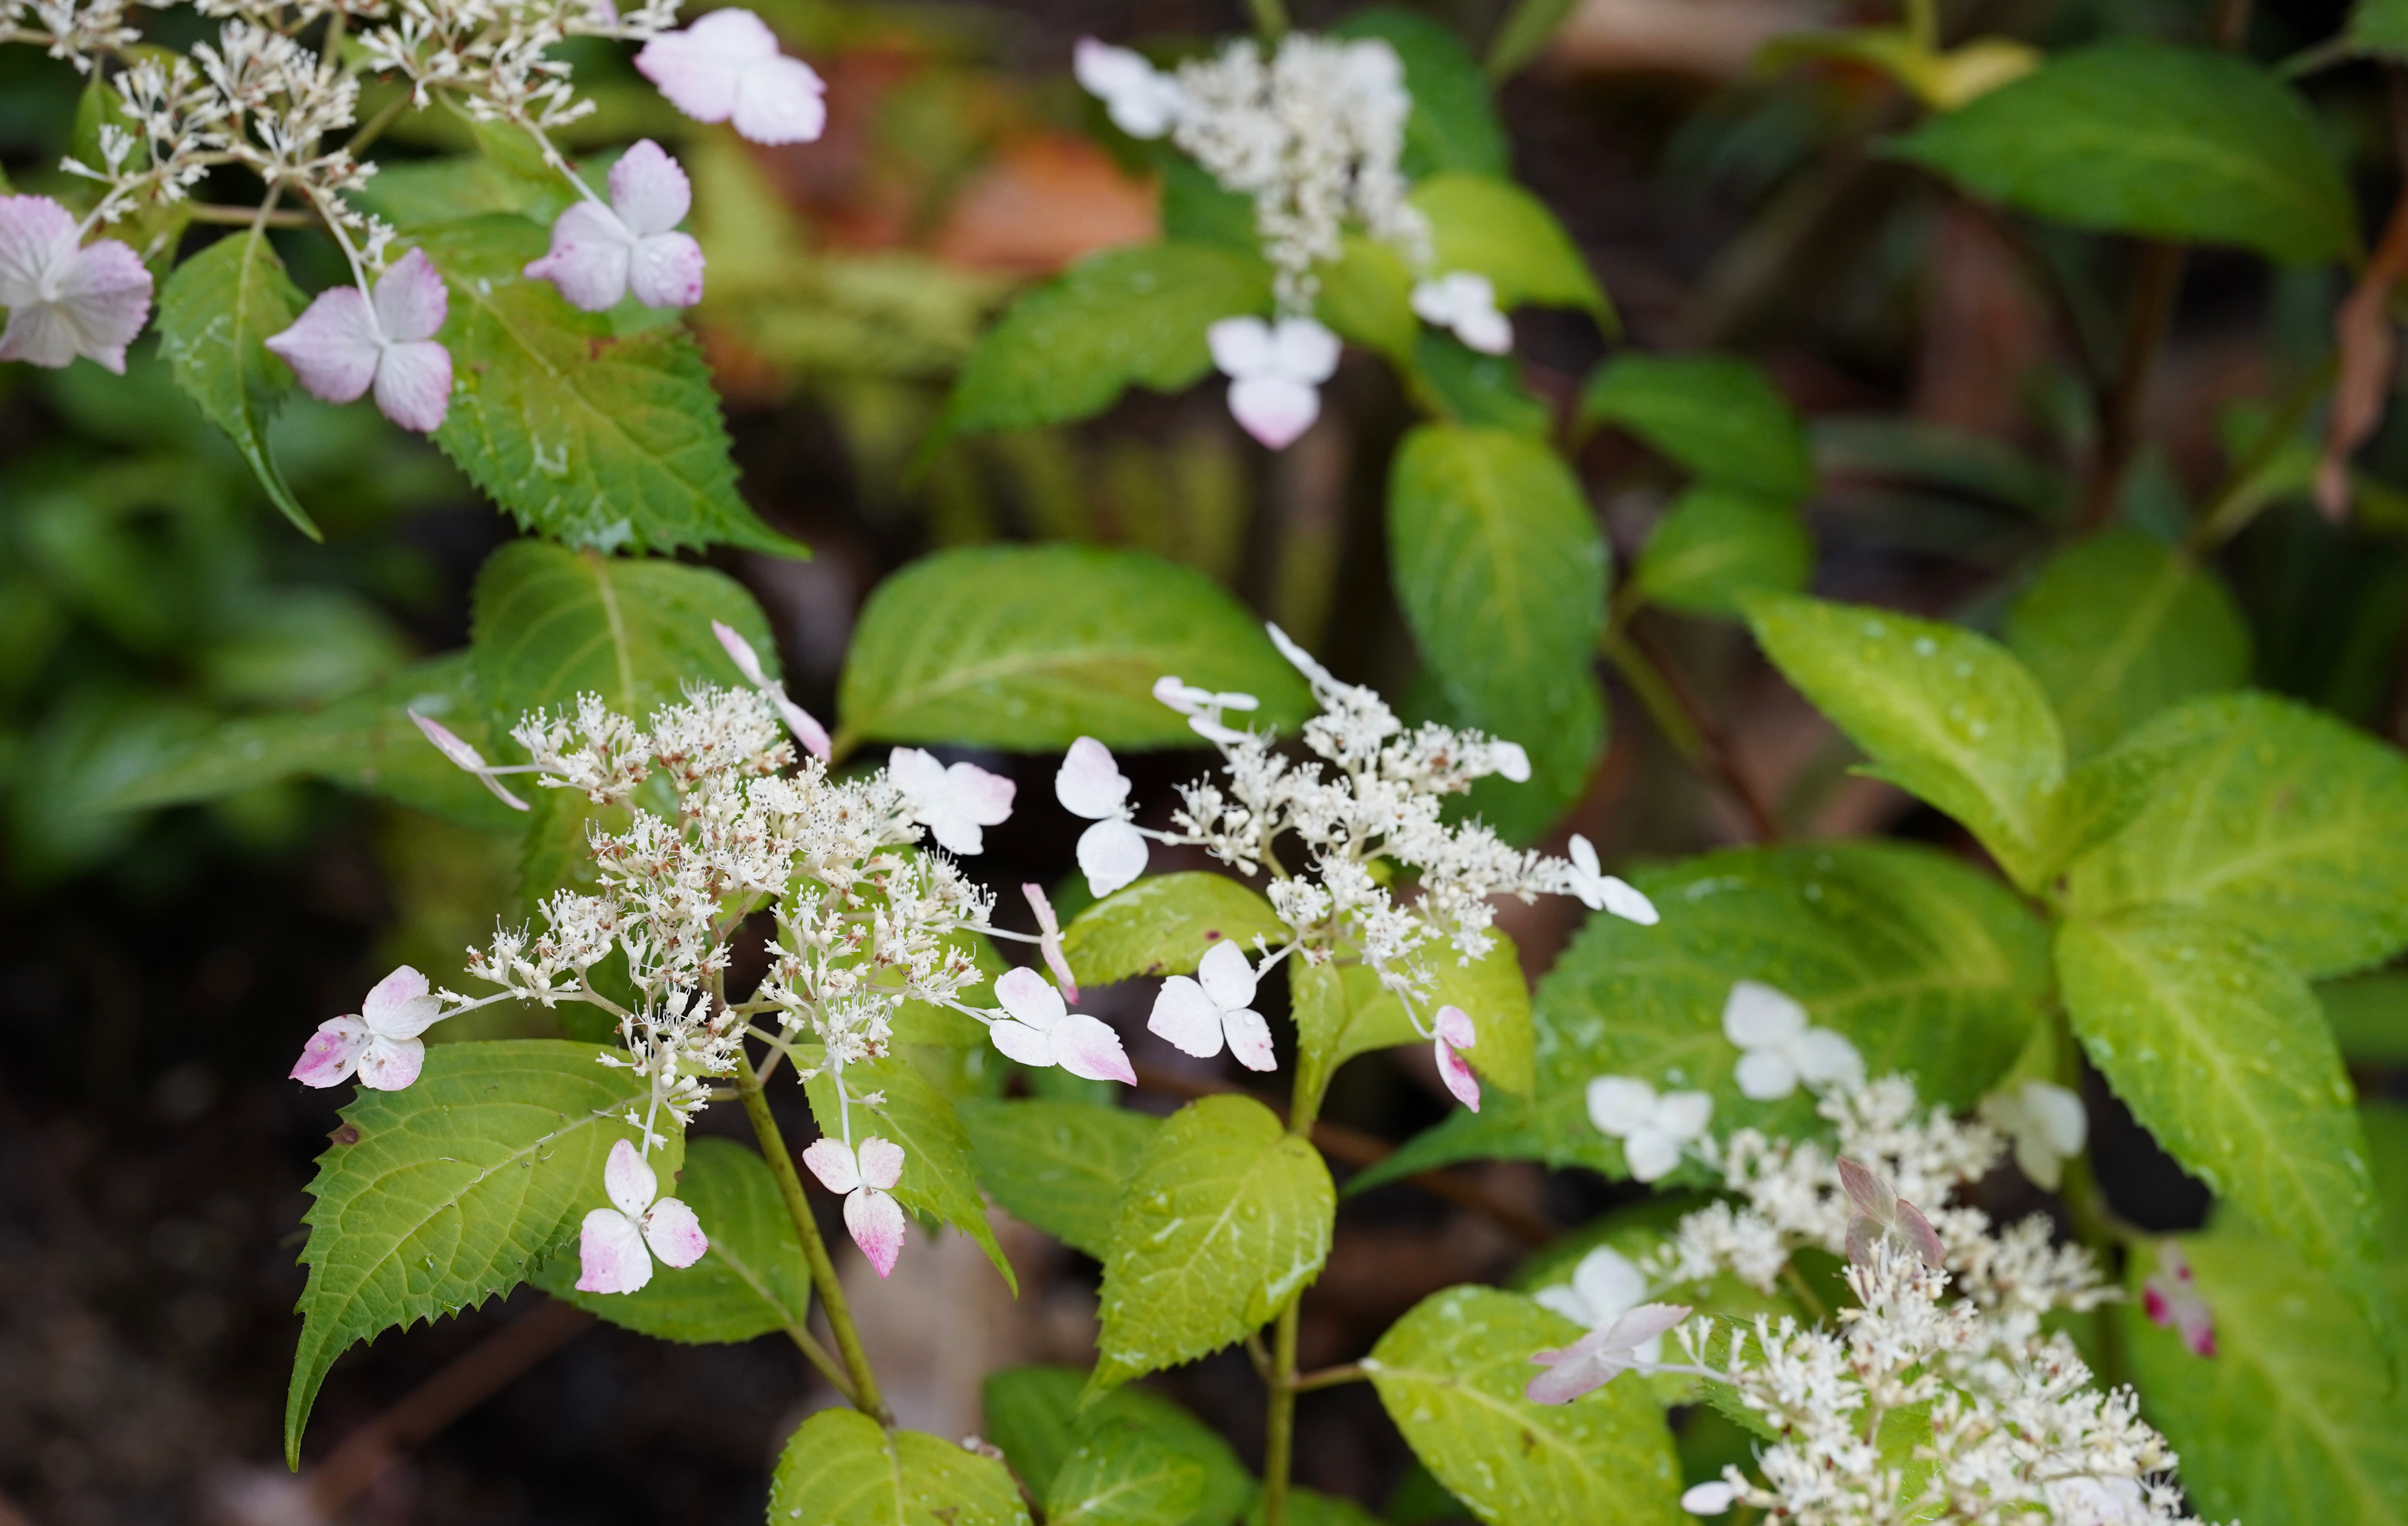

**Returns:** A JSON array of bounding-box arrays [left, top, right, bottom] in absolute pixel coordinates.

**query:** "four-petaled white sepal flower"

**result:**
[[1565, 834, 1658, 925], [1722, 980, 1862, 1101], [1152, 676, 1259, 745], [889, 746, 1015, 855], [291, 965, 444, 1090], [1056, 736, 1147, 898], [1208, 315, 1341, 450], [1680, 1483, 1736, 1516], [987, 967, 1134, 1084], [1532, 1245, 1663, 1360], [1838, 1156, 1946, 1269], [1586, 1076, 1710, 1182], [577, 1138, 709, 1294], [636, 8, 827, 144], [1978, 1078, 2088, 1191], [1410, 272, 1512, 355], [712, 620, 831, 760], [1433, 1004, 1480, 1112], [524, 140, 706, 312], [1149, 940, 1276, 1071], [0, 194, 152, 373], [1022, 882, 1079, 1000], [265, 248, 453, 433], [1524, 1301, 1691, 1405], [802, 1135, 907, 1277], [409, 708, 532, 810], [1073, 37, 1187, 138], [2142, 1241, 2215, 1357]]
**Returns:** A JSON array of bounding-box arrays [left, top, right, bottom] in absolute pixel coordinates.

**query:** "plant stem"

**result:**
[[344, 93, 410, 158], [1245, 0, 1289, 40], [1289, 1362, 1367, 1393], [2079, 241, 2185, 531], [1904, 0, 1938, 52], [736, 1056, 889, 1420], [1259, 1299, 1303, 1526], [189, 202, 312, 228], [1601, 622, 1783, 842], [2186, 353, 2337, 554]]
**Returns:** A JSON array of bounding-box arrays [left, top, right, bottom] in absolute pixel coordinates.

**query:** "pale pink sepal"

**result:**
[[266, 249, 453, 433], [642, 1196, 709, 1268], [0, 195, 152, 373], [636, 9, 827, 145], [1051, 1013, 1137, 1085], [606, 1137, 658, 1217], [526, 141, 707, 312], [1209, 315, 1340, 451], [355, 1035, 426, 1090], [408, 709, 532, 811], [1222, 1007, 1276, 1072], [524, 202, 635, 312], [845, 1186, 906, 1277], [1147, 976, 1224, 1059], [264, 286, 381, 404], [1076, 819, 1148, 901], [1525, 1301, 1690, 1405], [1021, 882, 1079, 1002], [1055, 736, 1131, 817], [890, 746, 1015, 855], [291, 1017, 371, 1087], [802, 1137, 862, 1194], [577, 1206, 655, 1294], [291, 965, 440, 1090], [710, 620, 831, 760], [1434, 1004, 1480, 1112]]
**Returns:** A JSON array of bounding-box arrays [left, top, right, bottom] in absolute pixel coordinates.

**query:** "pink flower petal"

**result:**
[[1196, 940, 1257, 1010], [771, 692, 831, 760], [1054, 736, 1130, 819], [1223, 1006, 1277, 1072], [857, 1137, 905, 1191], [264, 286, 381, 405], [1077, 819, 1148, 900], [355, 1035, 425, 1090], [0, 194, 76, 309], [1605, 1301, 1692, 1351], [801, 1137, 860, 1194], [712, 619, 771, 686], [946, 761, 1017, 825], [1268, 317, 1341, 383], [642, 1195, 709, 1268], [1147, 976, 1225, 1059], [524, 201, 635, 312], [2177, 1307, 2217, 1358], [53, 237, 152, 373], [1435, 1034, 1480, 1112], [604, 1138, 658, 1218], [372, 248, 448, 343], [373, 338, 452, 433], [1050, 1013, 1135, 1085], [576, 1207, 654, 1294], [994, 966, 1064, 1029], [363, 965, 439, 1039], [0, 303, 82, 370], [1022, 882, 1079, 1002], [291, 1016, 370, 1087], [846, 1186, 906, 1276], [988, 1017, 1054, 1068], [1435, 1004, 1476, 1049], [1836, 1158, 1894, 1221], [731, 53, 828, 144], [409, 710, 489, 772], [628, 232, 705, 309], [1228, 374, 1320, 450], [609, 139, 692, 235]]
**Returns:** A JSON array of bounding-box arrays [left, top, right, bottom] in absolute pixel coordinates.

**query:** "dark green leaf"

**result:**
[[982, 1366, 1253, 1526], [769, 1407, 1029, 1525], [1579, 355, 1816, 503], [1062, 873, 1288, 987], [1406, 330, 1552, 435], [2320, 972, 2408, 1064], [957, 1099, 1161, 1258], [155, 231, 315, 536], [1631, 486, 1813, 619]]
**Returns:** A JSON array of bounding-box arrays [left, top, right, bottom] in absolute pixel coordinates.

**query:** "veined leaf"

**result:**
[[1632, 486, 1813, 620], [804, 1052, 1016, 1292], [1578, 354, 1816, 503], [958, 1099, 1161, 1258], [769, 1407, 1029, 1526], [1063, 873, 1288, 987], [1364, 1286, 1681, 1526], [1047, 1430, 1207, 1526], [1748, 595, 2065, 890], [1411, 174, 1609, 320], [982, 1365, 1254, 1526], [836, 544, 1312, 754], [155, 231, 315, 536], [1091, 1096, 1335, 1394], [287, 1040, 674, 1463]]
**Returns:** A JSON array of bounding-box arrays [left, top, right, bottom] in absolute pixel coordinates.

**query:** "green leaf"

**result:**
[[155, 231, 315, 537], [1240, 1489, 1383, 1526], [532, 1137, 808, 1343], [352, 146, 574, 232], [1631, 486, 1813, 620], [768, 1407, 1030, 1526], [412, 216, 802, 557], [2057, 910, 2388, 1349], [804, 1052, 1016, 1292], [836, 544, 1312, 754], [1412, 174, 1609, 321], [982, 1366, 1253, 1526], [288, 1040, 674, 1464], [2002, 529, 2249, 761], [1047, 1430, 1207, 1526], [1406, 330, 1552, 435], [2120, 1221, 2408, 1526], [1364, 1286, 1681, 1526], [1333, 11, 1509, 178], [957, 1099, 1161, 1258], [1291, 940, 1533, 1105], [1746, 594, 2065, 890], [1887, 40, 2359, 266], [1486, 0, 1585, 78], [468, 539, 777, 726], [1063, 873, 1288, 987], [1317, 235, 1419, 363], [2062, 692, 2408, 978], [1158, 155, 1259, 254], [1091, 1096, 1335, 1394], [2353, 0, 2408, 57], [1351, 841, 2048, 1189], [2320, 972, 2408, 1064], [1577, 355, 1816, 503], [936, 243, 1274, 443]]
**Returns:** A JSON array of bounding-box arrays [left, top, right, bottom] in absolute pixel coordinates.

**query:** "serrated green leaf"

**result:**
[[935, 243, 1274, 443], [982, 1366, 1253, 1526], [1063, 873, 1288, 987], [958, 1099, 1160, 1258], [804, 1052, 1016, 1292], [1292, 940, 1532, 1105], [769, 1407, 1030, 1526], [2321, 972, 2408, 1064], [1364, 1286, 1681, 1526], [1351, 842, 2047, 1191], [2002, 529, 2249, 761], [1091, 1096, 1335, 1394], [1333, 11, 1509, 178], [1632, 486, 1813, 620], [2057, 910, 2388, 1350], [155, 231, 315, 536], [1747, 595, 2064, 890], [468, 539, 776, 727], [2062, 692, 2408, 978], [1578, 354, 1816, 503], [1047, 1430, 1207, 1526], [288, 1040, 675, 1464], [1887, 40, 2358, 266], [2120, 1221, 2408, 1526], [1412, 173, 1608, 320], [532, 1136, 809, 1343], [836, 544, 1312, 754], [412, 216, 801, 557]]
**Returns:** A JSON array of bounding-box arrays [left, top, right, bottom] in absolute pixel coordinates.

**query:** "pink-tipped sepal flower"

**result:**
[[1524, 1301, 1692, 1405], [987, 967, 1133, 1084], [1433, 1004, 1479, 1112], [1208, 315, 1340, 450], [264, 248, 452, 432], [1838, 1157, 1947, 1270], [1022, 882, 1079, 1001], [524, 140, 706, 312], [1148, 940, 1275, 1071], [576, 1138, 708, 1295], [409, 709, 532, 810], [2142, 1241, 2216, 1357], [636, 9, 827, 144], [0, 194, 152, 373], [890, 746, 1014, 855], [712, 620, 831, 760], [802, 1136, 907, 1277], [1055, 737, 1147, 898], [291, 966, 444, 1091]]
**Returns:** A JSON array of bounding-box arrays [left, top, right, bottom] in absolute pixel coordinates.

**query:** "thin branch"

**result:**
[[1601, 621, 1783, 842], [187, 201, 312, 227], [2078, 241, 2185, 532], [1289, 1361, 1369, 1394]]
